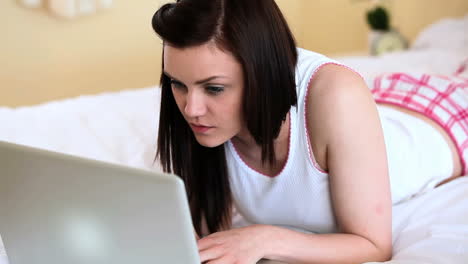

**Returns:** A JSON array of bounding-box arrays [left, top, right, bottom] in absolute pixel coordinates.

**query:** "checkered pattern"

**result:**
[[371, 72, 468, 175]]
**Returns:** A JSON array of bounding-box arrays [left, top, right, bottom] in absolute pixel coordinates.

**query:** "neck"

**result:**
[[231, 113, 290, 162]]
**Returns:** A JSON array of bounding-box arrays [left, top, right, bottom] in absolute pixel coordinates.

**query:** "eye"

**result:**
[[205, 85, 224, 95], [170, 79, 186, 90]]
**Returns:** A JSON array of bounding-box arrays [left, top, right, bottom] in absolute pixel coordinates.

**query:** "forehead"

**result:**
[[163, 43, 242, 81]]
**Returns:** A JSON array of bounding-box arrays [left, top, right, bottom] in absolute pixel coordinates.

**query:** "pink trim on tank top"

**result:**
[[229, 114, 292, 178], [303, 62, 366, 174]]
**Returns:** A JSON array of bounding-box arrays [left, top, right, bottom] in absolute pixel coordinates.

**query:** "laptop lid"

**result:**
[[0, 141, 200, 264]]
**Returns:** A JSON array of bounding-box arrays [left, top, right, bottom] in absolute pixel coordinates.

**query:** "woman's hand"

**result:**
[[197, 224, 270, 264]]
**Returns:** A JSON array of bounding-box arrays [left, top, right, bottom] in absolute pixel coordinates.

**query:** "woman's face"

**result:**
[[163, 42, 245, 147]]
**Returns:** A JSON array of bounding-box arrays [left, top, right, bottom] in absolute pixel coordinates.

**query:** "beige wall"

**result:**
[[1, 0, 164, 107], [297, 0, 468, 55], [1, 0, 468, 107]]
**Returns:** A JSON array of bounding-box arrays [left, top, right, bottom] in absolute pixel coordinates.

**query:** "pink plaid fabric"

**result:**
[[371, 72, 468, 175]]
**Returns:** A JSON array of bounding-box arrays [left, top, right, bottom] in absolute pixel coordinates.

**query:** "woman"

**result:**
[[151, 0, 467, 263]]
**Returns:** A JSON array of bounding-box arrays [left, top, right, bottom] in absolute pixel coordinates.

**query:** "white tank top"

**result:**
[[225, 48, 340, 234], [225, 48, 454, 234]]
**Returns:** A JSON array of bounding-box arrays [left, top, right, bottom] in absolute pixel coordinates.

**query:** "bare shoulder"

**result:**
[[307, 63, 368, 100], [305, 63, 375, 172]]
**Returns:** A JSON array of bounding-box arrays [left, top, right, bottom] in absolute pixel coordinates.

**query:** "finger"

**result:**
[[197, 236, 223, 251], [199, 245, 226, 263]]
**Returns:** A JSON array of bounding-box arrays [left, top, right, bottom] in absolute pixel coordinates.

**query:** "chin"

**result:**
[[194, 135, 226, 148]]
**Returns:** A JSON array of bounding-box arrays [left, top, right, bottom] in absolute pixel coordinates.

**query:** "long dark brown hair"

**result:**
[[152, 0, 298, 235]]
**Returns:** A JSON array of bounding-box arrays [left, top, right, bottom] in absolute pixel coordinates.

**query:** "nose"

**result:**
[[184, 89, 207, 118]]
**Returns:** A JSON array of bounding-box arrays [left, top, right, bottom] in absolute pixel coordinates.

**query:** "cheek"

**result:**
[[222, 100, 243, 126]]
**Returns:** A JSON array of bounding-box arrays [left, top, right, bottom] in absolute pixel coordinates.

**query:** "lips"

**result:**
[[189, 123, 213, 133]]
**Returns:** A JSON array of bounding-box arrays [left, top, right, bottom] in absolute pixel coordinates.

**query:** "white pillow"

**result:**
[[412, 14, 468, 51], [0, 87, 162, 172]]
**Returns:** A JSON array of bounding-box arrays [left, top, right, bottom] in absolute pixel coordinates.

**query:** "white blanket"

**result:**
[[369, 177, 468, 263], [0, 88, 163, 171]]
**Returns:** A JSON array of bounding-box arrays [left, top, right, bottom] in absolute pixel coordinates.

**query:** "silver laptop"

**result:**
[[0, 140, 200, 264]]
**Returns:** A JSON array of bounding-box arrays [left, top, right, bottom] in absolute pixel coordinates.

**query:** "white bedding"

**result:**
[[0, 88, 163, 171], [334, 14, 468, 82], [1, 14, 467, 264]]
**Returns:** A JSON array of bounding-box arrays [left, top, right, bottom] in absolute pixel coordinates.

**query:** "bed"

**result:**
[[1, 14, 467, 264]]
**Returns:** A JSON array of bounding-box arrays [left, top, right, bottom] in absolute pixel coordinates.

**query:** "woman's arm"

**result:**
[[261, 226, 391, 264], [262, 64, 392, 263]]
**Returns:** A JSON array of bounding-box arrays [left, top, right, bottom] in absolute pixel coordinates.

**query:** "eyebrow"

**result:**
[[163, 71, 228, 85]]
